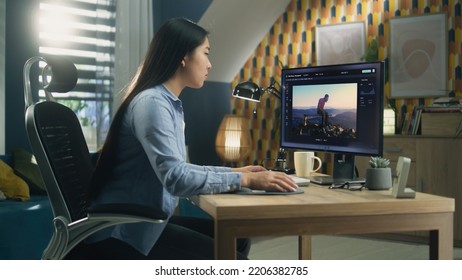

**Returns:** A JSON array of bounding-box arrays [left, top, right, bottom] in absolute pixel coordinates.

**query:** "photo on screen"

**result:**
[[290, 83, 358, 140]]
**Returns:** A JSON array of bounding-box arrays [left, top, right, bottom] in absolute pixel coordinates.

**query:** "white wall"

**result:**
[[199, 0, 291, 82], [0, 0, 5, 154], [113, 0, 153, 114]]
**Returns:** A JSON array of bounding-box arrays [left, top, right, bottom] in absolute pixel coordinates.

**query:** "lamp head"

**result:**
[[233, 80, 281, 103], [232, 81, 262, 102]]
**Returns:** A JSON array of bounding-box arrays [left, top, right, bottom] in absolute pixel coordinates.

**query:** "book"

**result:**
[[433, 97, 461, 104], [412, 108, 423, 135], [422, 106, 462, 113], [407, 107, 418, 135], [401, 112, 412, 135]]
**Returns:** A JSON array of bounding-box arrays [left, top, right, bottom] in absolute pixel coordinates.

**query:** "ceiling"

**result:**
[[198, 0, 291, 83]]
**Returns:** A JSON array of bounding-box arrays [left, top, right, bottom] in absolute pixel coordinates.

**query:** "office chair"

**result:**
[[23, 55, 168, 260]]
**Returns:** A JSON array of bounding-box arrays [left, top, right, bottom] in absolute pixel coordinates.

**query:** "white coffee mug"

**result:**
[[294, 151, 322, 177]]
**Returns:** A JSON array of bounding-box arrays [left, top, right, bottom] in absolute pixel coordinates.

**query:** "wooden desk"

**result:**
[[195, 185, 454, 260]]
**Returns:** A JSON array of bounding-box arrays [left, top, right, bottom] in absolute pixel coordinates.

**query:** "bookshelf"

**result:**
[[400, 98, 462, 136]]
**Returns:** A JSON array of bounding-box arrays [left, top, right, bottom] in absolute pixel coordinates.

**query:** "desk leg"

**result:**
[[298, 235, 312, 260], [214, 221, 237, 260], [429, 230, 453, 260], [429, 214, 453, 260]]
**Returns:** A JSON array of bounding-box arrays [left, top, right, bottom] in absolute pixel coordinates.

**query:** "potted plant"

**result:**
[[365, 156, 392, 190]]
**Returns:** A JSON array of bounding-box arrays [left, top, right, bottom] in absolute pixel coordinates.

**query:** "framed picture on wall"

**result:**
[[313, 21, 366, 66], [389, 13, 447, 98]]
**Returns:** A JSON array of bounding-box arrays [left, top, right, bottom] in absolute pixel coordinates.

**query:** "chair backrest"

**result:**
[[26, 101, 94, 223], [24, 56, 91, 223]]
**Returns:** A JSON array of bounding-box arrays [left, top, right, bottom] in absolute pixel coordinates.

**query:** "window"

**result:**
[[38, 0, 116, 151]]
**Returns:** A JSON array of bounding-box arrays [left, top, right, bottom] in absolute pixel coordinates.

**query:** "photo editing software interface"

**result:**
[[281, 61, 384, 183]]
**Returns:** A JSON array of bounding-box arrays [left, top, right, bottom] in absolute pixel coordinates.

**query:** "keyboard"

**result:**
[[289, 175, 311, 186], [234, 187, 304, 195], [309, 175, 365, 185]]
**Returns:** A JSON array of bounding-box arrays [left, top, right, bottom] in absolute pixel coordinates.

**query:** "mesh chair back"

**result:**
[[26, 101, 94, 222]]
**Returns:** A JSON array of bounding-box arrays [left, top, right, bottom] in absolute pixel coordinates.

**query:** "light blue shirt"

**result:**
[[89, 84, 242, 255]]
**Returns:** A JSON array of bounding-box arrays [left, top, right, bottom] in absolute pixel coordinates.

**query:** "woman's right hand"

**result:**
[[240, 171, 298, 192]]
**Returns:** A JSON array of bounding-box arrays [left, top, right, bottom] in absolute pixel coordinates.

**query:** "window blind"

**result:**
[[38, 0, 116, 150]]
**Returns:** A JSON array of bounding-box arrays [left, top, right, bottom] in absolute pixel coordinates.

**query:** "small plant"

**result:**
[[369, 156, 390, 168]]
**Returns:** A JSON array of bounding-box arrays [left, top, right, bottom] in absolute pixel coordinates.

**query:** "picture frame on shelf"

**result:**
[[313, 21, 366, 66], [389, 13, 447, 98]]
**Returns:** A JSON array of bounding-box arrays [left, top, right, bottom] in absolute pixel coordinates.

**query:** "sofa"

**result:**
[[0, 154, 53, 260]]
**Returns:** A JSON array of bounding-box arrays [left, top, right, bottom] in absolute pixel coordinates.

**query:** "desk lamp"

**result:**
[[232, 80, 290, 173], [232, 80, 281, 102]]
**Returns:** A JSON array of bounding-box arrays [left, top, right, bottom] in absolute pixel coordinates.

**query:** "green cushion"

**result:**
[[13, 149, 47, 195]]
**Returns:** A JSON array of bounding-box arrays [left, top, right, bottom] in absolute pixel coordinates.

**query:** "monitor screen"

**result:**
[[280, 61, 385, 182]]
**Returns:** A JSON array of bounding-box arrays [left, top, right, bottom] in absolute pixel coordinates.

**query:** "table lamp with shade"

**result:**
[[215, 114, 252, 163]]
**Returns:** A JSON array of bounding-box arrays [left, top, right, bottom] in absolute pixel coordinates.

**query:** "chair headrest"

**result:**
[[42, 56, 78, 93]]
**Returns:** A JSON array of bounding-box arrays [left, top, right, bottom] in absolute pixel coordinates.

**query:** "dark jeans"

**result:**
[[66, 216, 251, 260], [317, 108, 328, 127]]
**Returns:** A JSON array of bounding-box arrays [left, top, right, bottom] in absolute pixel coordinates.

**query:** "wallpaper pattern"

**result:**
[[231, 0, 461, 167]]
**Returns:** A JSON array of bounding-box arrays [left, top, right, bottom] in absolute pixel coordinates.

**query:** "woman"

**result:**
[[68, 17, 297, 260]]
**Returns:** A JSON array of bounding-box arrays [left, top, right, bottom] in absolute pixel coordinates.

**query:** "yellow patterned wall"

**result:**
[[231, 0, 462, 167]]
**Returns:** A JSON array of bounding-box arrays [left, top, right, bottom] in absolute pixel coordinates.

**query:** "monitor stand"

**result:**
[[310, 154, 365, 185]]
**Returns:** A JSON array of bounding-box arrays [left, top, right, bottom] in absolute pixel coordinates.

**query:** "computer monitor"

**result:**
[[280, 61, 385, 184]]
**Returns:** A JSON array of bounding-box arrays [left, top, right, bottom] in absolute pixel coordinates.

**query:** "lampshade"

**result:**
[[215, 115, 252, 162]]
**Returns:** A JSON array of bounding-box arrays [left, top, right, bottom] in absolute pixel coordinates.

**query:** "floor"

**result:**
[[248, 235, 462, 260]]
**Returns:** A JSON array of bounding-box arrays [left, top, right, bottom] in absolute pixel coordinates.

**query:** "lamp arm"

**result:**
[[263, 86, 281, 100], [262, 79, 281, 100]]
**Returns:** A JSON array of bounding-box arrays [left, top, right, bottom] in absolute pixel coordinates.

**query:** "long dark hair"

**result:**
[[90, 18, 209, 198]]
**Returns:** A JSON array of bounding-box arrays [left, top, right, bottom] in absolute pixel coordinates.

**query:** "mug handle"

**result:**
[[312, 156, 322, 172]]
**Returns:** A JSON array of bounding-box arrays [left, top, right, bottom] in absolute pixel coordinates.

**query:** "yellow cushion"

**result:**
[[13, 149, 46, 195], [0, 159, 30, 201]]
